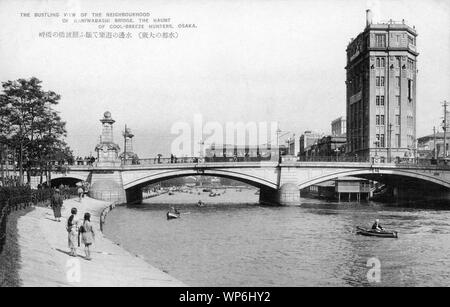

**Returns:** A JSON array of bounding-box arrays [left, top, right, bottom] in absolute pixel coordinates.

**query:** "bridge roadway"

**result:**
[[15, 160, 446, 205]]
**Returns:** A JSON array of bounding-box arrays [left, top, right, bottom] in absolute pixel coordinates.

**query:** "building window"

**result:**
[[381, 115, 385, 125], [408, 35, 415, 46], [396, 95, 401, 107], [376, 95, 380, 106], [396, 134, 401, 147], [375, 57, 385, 68], [376, 76, 380, 86], [380, 134, 385, 147], [407, 59, 414, 70], [396, 115, 400, 125], [376, 134, 380, 147], [380, 76, 385, 86], [376, 115, 380, 125], [408, 79, 413, 101], [375, 34, 386, 47], [396, 76, 401, 87], [380, 96, 385, 106]]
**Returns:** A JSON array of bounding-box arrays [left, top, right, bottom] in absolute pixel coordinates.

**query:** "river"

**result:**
[[103, 188, 450, 286]]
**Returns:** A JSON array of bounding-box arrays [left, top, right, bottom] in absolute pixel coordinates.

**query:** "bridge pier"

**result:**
[[126, 186, 143, 204], [260, 183, 301, 206], [88, 171, 126, 203]]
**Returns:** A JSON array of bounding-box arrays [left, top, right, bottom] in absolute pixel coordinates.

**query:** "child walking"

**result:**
[[80, 212, 95, 260], [67, 208, 79, 257]]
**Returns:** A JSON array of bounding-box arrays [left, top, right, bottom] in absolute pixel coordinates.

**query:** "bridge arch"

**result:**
[[42, 176, 84, 187], [298, 168, 450, 190], [122, 168, 278, 191]]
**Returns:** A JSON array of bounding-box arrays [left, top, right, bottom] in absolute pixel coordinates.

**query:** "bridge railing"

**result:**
[[294, 156, 450, 169], [295, 156, 370, 163], [123, 155, 275, 166], [121, 155, 450, 169]]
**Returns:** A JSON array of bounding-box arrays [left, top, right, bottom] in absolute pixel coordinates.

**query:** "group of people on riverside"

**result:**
[[50, 189, 95, 260]]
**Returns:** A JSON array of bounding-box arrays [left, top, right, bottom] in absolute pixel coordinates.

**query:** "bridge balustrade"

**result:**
[[124, 155, 275, 166]]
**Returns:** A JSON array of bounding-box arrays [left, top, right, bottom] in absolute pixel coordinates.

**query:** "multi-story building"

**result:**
[[331, 116, 347, 136], [299, 131, 324, 157], [417, 132, 448, 159], [303, 135, 347, 158], [346, 10, 418, 161], [204, 144, 279, 162], [286, 135, 300, 156]]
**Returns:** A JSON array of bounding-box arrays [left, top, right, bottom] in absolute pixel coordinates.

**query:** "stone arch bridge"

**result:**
[[38, 161, 450, 205]]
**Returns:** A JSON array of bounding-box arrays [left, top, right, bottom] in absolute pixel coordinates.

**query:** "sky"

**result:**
[[0, 0, 449, 158]]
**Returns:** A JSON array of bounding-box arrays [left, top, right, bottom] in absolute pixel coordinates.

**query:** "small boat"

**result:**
[[356, 226, 398, 238], [197, 201, 206, 207], [167, 212, 180, 220]]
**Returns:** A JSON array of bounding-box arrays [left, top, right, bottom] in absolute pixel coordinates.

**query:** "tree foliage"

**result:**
[[0, 77, 73, 185]]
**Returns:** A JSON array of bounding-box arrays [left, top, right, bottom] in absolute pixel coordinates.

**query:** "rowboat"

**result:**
[[166, 212, 180, 220], [356, 226, 398, 238]]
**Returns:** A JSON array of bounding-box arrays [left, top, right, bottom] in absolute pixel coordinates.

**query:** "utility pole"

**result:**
[[388, 123, 393, 163], [433, 126, 437, 160], [123, 124, 127, 164], [276, 125, 282, 164], [443, 101, 448, 159]]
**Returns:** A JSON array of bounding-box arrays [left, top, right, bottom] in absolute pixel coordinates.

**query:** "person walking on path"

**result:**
[[50, 189, 63, 222], [80, 212, 95, 261], [77, 186, 84, 202], [67, 207, 79, 257]]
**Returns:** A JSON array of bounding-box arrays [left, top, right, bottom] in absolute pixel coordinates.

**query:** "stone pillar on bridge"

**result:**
[[89, 111, 126, 203], [95, 111, 121, 167]]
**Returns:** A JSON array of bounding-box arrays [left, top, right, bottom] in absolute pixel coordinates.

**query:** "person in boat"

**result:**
[[170, 206, 180, 215], [371, 219, 384, 231]]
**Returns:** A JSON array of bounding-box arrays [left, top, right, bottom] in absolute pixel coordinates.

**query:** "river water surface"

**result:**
[[103, 189, 450, 286]]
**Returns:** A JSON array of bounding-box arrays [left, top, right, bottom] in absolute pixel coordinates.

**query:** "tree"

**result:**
[[0, 95, 12, 185], [0, 77, 71, 185]]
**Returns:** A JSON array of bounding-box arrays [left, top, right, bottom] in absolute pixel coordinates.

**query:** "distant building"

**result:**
[[285, 135, 300, 156], [308, 135, 347, 157], [331, 117, 347, 136], [299, 131, 324, 157], [346, 10, 418, 161], [417, 132, 448, 159], [204, 144, 279, 162]]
